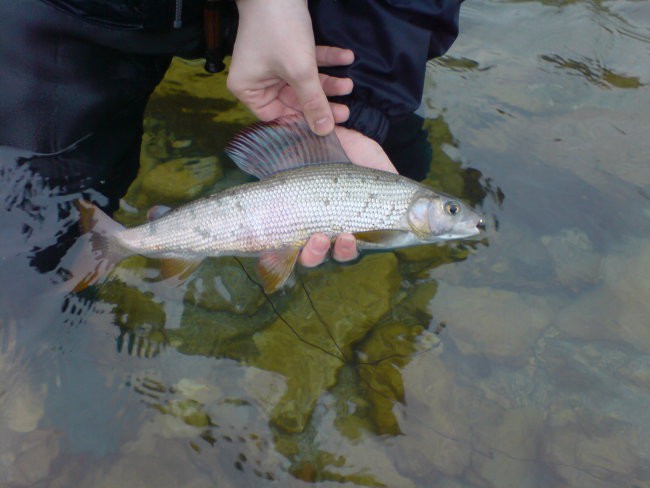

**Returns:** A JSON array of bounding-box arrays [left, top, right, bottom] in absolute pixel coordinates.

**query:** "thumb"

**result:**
[[290, 74, 335, 136]]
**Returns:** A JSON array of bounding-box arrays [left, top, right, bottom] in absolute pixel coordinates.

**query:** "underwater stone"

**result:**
[[556, 238, 650, 353], [253, 253, 400, 434], [541, 227, 603, 290], [141, 156, 222, 204], [356, 321, 425, 435], [431, 284, 555, 362], [184, 259, 265, 315], [542, 408, 646, 487], [399, 353, 474, 477], [171, 303, 268, 360], [472, 407, 544, 488], [8, 429, 61, 485]]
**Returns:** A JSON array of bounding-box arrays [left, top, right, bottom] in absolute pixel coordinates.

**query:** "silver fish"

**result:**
[[78, 116, 483, 293]]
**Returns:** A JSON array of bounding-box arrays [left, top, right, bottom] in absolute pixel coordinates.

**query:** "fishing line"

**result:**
[[299, 279, 348, 362], [232, 257, 345, 362]]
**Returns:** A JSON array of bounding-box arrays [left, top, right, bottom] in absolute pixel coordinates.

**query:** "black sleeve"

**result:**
[[309, 0, 462, 143]]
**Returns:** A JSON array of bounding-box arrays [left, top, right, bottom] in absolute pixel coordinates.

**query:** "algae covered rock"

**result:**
[[184, 259, 265, 315], [253, 253, 401, 434], [170, 303, 270, 361], [355, 321, 427, 435], [141, 156, 222, 204]]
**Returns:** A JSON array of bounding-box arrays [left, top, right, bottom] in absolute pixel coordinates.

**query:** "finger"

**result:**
[[231, 82, 293, 121], [287, 70, 335, 135], [278, 75, 351, 111], [332, 233, 358, 262], [251, 100, 299, 122], [278, 85, 349, 123], [331, 103, 350, 124], [315, 46, 355, 67], [299, 233, 331, 267], [334, 126, 398, 173], [319, 73, 353, 97]]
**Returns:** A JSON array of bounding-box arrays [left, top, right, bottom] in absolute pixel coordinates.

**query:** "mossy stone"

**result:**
[[184, 259, 265, 315], [141, 156, 222, 204], [253, 253, 401, 434]]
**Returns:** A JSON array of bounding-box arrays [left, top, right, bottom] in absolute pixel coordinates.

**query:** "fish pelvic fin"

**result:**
[[256, 247, 301, 294], [159, 258, 202, 284], [73, 199, 127, 292], [225, 115, 351, 180]]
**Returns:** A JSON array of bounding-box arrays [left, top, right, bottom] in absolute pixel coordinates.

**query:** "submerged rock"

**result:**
[[541, 227, 603, 290], [398, 353, 475, 478], [542, 407, 648, 487], [431, 284, 555, 362], [555, 238, 650, 353], [355, 321, 427, 435], [141, 156, 222, 204], [254, 253, 400, 434], [184, 259, 265, 315]]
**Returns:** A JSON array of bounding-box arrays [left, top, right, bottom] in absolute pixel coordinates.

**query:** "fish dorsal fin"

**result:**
[[225, 115, 351, 179]]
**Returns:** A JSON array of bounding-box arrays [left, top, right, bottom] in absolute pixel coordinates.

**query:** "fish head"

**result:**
[[407, 193, 484, 241]]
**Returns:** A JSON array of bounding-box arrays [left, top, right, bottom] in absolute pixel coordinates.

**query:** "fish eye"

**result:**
[[445, 201, 461, 216]]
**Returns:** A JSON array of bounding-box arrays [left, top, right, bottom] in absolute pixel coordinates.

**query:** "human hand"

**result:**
[[228, 0, 354, 135], [300, 127, 398, 267]]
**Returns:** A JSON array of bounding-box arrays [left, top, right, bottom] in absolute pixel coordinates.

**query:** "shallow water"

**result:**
[[1, 1, 649, 486]]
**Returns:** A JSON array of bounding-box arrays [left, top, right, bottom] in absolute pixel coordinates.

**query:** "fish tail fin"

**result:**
[[73, 199, 127, 292]]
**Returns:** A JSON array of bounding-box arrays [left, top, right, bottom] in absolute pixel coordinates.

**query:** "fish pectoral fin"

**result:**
[[353, 230, 408, 246], [159, 258, 202, 283], [256, 247, 301, 294]]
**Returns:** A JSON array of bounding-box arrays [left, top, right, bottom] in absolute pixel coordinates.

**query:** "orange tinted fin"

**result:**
[[256, 247, 301, 294], [159, 258, 202, 283], [72, 200, 127, 292]]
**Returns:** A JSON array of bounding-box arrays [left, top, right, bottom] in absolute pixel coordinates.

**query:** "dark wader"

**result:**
[[0, 0, 211, 271]]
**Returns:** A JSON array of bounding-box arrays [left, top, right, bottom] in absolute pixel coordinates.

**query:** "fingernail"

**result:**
[[339, 234, 355, 250], [313, 235, 330, 254], [314, 117, 332, 134]]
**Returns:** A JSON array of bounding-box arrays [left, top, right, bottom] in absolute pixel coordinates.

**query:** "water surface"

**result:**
[[1, 1, 649, 486]]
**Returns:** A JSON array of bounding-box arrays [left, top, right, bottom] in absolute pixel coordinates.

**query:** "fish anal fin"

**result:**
[[225, 115, 351, 180], [256, 247, 301, 294], [160, 258, 202, 283]]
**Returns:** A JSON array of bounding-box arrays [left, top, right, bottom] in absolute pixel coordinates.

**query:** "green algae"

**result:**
[[252, 253, 401, 434], [183, 259, 265, 315], [141, 156, 222, 205]]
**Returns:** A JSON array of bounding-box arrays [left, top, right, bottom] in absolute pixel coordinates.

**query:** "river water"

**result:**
[[1, 1, 649, 486]]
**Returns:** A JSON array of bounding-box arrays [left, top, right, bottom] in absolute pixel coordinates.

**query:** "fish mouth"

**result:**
[[439, 218, 484, 240]]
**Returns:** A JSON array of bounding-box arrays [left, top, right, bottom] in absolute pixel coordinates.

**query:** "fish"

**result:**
[[76, 115, 483, 293]]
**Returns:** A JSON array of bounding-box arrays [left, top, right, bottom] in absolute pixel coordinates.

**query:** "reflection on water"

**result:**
[[2, 0, 650, 486]]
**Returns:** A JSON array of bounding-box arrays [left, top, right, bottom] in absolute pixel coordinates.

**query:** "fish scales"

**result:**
[[117, 163, 420, 258]]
